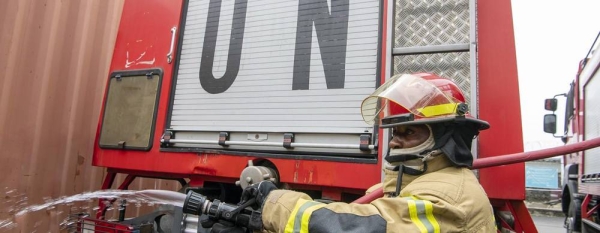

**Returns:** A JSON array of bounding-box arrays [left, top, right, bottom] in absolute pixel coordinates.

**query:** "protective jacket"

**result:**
[[259, 155, 497, 233]]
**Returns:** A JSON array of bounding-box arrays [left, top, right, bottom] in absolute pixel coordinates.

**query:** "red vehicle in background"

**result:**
[[544, 32, 600, 233], [86, 0, 536, 232]]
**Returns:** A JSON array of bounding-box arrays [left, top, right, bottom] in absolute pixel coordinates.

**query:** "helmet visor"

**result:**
[[361, 74, 461, 125]]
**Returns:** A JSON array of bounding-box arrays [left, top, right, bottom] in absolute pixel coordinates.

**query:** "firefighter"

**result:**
[[208, 73, 497, 232]]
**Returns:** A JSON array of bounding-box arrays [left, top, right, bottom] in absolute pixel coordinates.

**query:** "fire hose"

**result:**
[[352, 136, 600, 204]]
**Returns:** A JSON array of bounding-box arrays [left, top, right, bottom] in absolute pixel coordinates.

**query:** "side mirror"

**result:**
[[544, 98, 558, 111], [543, 114, 557, 134]]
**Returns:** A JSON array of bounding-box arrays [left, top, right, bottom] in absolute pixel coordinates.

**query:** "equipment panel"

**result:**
[[167, 0, 382, 155]]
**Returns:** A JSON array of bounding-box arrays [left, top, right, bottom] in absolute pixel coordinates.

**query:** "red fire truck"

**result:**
[[83, 0, 537, 232], [543, 32, 600, 233]]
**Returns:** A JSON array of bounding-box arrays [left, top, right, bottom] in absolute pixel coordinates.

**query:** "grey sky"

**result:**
[[511, 1, 600, 150]]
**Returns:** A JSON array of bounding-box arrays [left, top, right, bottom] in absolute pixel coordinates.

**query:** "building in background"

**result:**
[[524, 140, 564, 190]]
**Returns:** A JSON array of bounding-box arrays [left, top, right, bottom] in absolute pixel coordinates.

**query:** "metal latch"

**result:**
[[283, 133, 294, 149], [115, 74, 122, 81], [146, 72, 154, 79], [219, 132, 229, 147], [161, 130, 174, 147], [117, 141, 126, 149], [359, 134, 371, 151]]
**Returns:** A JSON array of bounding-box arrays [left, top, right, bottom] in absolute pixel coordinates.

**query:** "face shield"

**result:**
[[361, 74, 463, 125]]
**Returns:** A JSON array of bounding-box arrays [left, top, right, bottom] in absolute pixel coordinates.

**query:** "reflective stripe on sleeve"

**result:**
[[284, 199, 326, 233], [404, 196, 441, 233]]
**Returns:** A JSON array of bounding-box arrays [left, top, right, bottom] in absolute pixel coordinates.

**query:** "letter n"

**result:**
[[292, 0, 350, 90]]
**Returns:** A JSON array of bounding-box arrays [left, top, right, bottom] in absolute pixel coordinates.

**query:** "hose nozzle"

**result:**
[[183, 191, 210, 216]]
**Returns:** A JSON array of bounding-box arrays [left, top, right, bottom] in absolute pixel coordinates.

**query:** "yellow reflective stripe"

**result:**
[[300, 203, 326, 233], [284, 199, 310, 233], [423, 200, 441, 233], [417, 103, 458, 117], [404, 196, 440, 233], [407, 200, 429, 233], [284, 199, 325, 233]]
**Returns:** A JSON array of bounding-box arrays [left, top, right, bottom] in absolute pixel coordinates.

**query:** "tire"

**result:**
[[566, 198, 582, 233]]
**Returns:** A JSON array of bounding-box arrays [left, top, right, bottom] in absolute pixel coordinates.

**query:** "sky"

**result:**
[[510, 1, 600, 151]]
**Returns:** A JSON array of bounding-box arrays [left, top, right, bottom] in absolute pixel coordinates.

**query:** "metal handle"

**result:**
[[167, 27, 177, 63], [392, 43, 470, 56], [161, 139, 376, 150]]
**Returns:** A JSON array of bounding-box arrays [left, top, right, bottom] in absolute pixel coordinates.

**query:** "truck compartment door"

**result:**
[[166, 0, 382, 157]]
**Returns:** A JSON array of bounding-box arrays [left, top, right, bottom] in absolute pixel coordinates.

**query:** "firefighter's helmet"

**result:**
[[361, 73, 490, 167], [361, 73, 489, 130]]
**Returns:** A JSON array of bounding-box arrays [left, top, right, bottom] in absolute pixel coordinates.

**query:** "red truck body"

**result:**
[[91, 0, 533, 232]]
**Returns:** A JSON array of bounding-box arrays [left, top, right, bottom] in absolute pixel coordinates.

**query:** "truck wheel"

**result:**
[[565, 198, 582, 233]]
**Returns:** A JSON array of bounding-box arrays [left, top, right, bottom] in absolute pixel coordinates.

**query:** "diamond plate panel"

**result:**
[[393, 52, 471, 102], [394, 0, 470, 48]]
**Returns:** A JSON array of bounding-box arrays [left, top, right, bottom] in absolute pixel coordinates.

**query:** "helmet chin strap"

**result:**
[[387, 152, 439, 197], [390, 163, 425, 197], [384, 126, 440, 197]]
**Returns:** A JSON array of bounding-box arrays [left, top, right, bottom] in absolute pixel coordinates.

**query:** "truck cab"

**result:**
[[544, 32, 600, 233]]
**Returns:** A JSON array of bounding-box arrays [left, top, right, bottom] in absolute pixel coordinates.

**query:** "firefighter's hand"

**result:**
[[201, 218, 247, 233], [239, 181, 277, 210]]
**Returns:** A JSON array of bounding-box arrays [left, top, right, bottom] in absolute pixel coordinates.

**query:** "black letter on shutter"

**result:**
[[199, 0, 248, 94], [292, 0, 349, 90]]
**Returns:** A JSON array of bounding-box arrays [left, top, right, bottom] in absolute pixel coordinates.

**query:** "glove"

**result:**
[[239, 181, 278, 210], [200, 218, 247, 233]]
